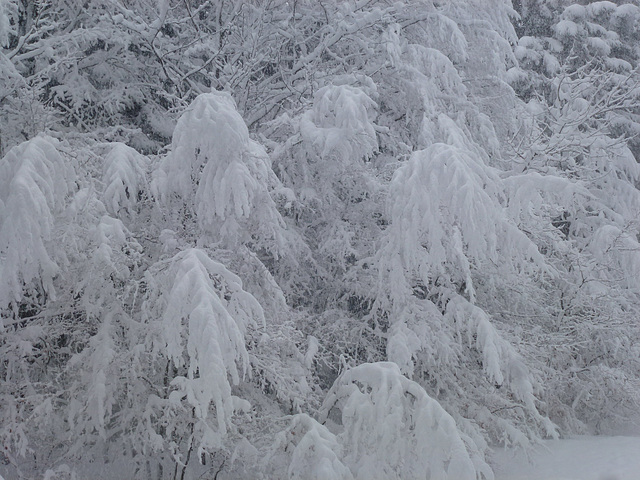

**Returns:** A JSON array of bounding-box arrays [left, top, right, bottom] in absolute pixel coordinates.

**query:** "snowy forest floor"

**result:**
[[491, 435, 640, 480], [2, 436, 640, 480]]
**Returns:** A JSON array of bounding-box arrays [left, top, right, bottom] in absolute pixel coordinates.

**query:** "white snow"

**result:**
[[492, 436, 640, 480]]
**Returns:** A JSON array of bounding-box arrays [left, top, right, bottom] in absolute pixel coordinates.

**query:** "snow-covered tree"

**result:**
[[156, 91, 285, 249], [266, 413, 353, 480], [0, 135, 73, 314], [271, 83, 381, 285], [505, 0, 640, 434], [319, 362, 489, 480], [3, 2, 640, 479], [102, 143, 150, 221], [131, 248, 260, 475], [368, 143, 557, 447]]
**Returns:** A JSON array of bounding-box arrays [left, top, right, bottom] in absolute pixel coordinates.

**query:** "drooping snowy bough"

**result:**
[[155, 91, 286, 249], [140, 247, 262, 462], [0, 136, 73, 311], [318, 362, 490, 480]]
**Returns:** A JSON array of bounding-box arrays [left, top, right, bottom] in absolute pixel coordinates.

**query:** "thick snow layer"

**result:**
[[492, 436, 640, 480]]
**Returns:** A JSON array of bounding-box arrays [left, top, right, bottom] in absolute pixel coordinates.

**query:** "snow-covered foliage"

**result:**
[[267, 363, 489, 480], [267, 413, 353, 480], [2, 1, 640, 479], [140, 248, 260, 461], [381, 143, 543, 303], [0, 136, 73, 310], [271, 82, 381, 288], [508, 0, 640, 434], [369, 142, 557, 446], [319, 362, 486, 480], [157, 92, 283, 243], [102, 143, 149, 219]]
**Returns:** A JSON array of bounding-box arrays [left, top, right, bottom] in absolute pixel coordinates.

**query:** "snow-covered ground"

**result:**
[[492, 436, 640, 480]]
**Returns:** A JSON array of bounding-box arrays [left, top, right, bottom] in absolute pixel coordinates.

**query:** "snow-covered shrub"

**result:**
[[375, 142, 544, 344], [319, 362, 488, 480], [368, 142, 557, 446], [270, 81, 383, 312], [156, 91, 285, 249], [143, 248, 261, 449], [0, 136, 73, 312], [299, 84, 378, 165], [267, 413, 353, 480], [154, 91, 315, 306], [102, 142, 149, 219], [62, 212, 143, 452]]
